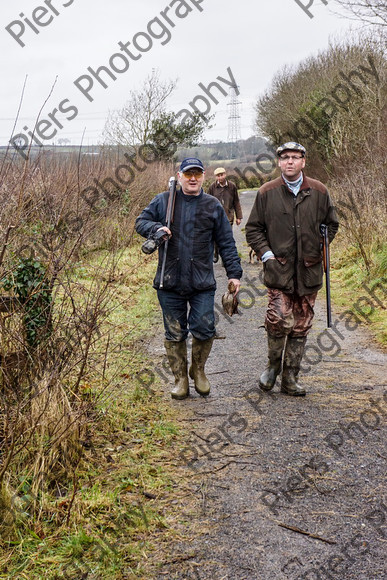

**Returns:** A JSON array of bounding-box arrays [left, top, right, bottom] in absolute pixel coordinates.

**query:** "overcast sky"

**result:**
[[0, 0, 361, 147]]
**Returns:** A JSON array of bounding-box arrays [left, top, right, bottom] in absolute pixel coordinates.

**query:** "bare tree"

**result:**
[[332, 0, 387, 27], [103, 69, 177, 149], [0, 141, 172, 524], [254, 36, 386, 176], [254, 34, 386, 271]]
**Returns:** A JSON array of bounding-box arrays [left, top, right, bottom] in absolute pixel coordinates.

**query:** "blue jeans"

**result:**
[[157, 289, 216, 342]]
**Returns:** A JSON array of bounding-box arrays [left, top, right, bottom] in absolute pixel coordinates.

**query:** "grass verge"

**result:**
[[0, 247, 196, 580], [329, 243, 386, 347]]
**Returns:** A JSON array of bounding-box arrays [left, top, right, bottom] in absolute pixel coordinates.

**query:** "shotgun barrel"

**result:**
[[159, 177, 177, 289], [320, 224, 332, 328]]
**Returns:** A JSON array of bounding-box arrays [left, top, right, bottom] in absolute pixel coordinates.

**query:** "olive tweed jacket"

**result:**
[[207, 180, 243, 224], [245, 175, 339, 296]]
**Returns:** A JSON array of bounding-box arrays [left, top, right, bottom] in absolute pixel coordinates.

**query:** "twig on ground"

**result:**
[[161, 553, 198, 565], [194, 413, 230, 418], [192, 460, 257, 476], [276, 522, 337, 544]]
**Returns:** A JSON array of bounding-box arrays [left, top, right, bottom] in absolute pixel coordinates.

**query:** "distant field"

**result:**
[[207, 158, 274, 169]]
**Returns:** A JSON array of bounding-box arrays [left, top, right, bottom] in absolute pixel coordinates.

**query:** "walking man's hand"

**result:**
[[228, 278, 241, 294]]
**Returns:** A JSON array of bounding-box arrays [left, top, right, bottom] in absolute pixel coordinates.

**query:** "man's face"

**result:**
[[178, 168, 205, 195], [278, 152, 306, 180], [217, 172, 226, 185]]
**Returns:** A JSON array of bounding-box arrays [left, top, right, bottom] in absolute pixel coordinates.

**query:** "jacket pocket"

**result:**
[[263, 257, 293, 291], [154, 257, 180, 289], [303, 255, 323, 288], [191, 258, 216, 290]]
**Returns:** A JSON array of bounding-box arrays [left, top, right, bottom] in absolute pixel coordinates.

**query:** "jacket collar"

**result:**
[[300, 175, 312, 191], [179, 187, 204, 200], [281, 174, 311, 193]]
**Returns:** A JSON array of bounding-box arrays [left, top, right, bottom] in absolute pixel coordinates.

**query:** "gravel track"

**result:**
[[152, 190, 386, 580]]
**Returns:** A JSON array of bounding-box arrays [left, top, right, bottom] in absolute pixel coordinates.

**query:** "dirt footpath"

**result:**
[[154, 190, 386, 580]]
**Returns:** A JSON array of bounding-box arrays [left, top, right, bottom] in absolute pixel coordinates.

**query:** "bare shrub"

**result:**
[[331, 152, 387, 273], [103, 69, 176, 148], [255, 34, 386, 179], [253, 33, 386, 274], [0, 146, 172, 531], [332, 0, 387, 28]]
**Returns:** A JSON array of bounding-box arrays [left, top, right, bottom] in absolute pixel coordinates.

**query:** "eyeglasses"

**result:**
[[182, 170, 204, 179], [279, 155, 304, 161]]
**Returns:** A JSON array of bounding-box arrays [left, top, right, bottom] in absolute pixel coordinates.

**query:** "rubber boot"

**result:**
[[164, 340, 189, 400], [259, 334, 286, 391], [281, 336, 307, 396], [189, 337, 214, 396]]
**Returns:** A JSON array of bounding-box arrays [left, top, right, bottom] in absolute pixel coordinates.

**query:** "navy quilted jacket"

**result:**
[[135, 188, 242, 294]]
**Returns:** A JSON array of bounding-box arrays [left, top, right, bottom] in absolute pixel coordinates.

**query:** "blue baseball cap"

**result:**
[[179, 157, 204, 172]]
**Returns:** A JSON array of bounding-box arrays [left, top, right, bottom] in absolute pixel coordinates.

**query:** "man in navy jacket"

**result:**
[[136, 158, 242, 400]]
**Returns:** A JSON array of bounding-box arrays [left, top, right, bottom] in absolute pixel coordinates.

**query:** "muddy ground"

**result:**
[[148, 191, 386, 580]]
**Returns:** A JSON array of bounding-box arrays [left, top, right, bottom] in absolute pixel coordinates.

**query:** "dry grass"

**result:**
[[0, 148, 204, 578], [0, 149, 172, 531], [0, 244, 201, 579]]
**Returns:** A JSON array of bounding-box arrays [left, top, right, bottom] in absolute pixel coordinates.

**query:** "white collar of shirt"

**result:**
[[282, 173, 303, 196]]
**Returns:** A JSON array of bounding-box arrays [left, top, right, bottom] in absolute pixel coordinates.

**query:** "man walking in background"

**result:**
[[136, 158, 242, 400], [246, 142, 339, 396], [208, 167, 243, 263]]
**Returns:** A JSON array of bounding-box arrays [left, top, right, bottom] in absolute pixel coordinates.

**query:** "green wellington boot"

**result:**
[[164, 340, 189, 400], [189, 337, 214, 396], [259, 334, 286, 391], [281, 336, 307, 396]]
